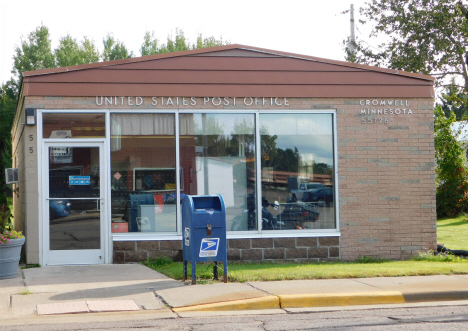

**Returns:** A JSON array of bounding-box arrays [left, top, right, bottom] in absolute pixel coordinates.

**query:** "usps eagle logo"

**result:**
[[199, 238, 220, 257]]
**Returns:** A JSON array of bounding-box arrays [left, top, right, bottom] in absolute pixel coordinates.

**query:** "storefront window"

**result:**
[[259, 113, 335, 230], [179, 113, 256, 231], [43, 113, 105, 138], [110, 113, 177, 233]]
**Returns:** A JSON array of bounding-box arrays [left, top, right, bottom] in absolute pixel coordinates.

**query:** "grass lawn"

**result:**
[[144, 254, 468, 283], [143, 215, 468, 283], [437, 215, 468, 250]]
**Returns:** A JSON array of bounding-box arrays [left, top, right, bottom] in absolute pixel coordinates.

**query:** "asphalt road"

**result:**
[[2, 302, 468, 330]]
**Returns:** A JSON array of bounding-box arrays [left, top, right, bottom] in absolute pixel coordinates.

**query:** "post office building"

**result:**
[[11, 45, 436, 265]]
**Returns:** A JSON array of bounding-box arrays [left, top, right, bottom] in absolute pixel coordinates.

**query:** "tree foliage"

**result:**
[[352, 0, 468, 89], [55, 35, 99, 67], [12, 24, 55, 79], [0, 80, 17, 205], [139, 29, 228, 56], [439, 81, 468, 120], [140, 31, 159, 56], [102, 34, 133, 61], [434, 106, 468, 217], [193, 34, 226, 49]]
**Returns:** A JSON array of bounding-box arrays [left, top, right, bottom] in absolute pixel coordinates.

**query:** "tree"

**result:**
[[55, 35, 99, 67], [439, 81, 468, 120], [102, 34, 133, 61], [352, 0, 468, 90], [0, 80, 17, 205], [193, 34, 227, 49], [79, 37, 100, 64], [12, 24, 55, 80], [434, 106, 468, 217], [140, 31, 159, 56], [160, 29, 190, 53], [140, 29, 228, 56]]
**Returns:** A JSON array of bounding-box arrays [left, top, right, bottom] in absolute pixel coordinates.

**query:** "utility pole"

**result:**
[[348, 4, 356, 56]]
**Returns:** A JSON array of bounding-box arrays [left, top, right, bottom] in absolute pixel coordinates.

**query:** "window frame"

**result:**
[[38, 108, 340, 243]]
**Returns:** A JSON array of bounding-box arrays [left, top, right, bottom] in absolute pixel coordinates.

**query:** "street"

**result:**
[[2, 302, 468, 330]]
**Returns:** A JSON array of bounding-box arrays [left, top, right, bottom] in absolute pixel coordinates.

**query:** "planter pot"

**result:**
[[0, 237, 25, 279]]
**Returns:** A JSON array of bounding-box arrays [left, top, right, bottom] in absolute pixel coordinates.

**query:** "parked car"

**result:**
[[302, 188, 334, 205], [289, 182, 326, 201], [49, 200, 71, 220]]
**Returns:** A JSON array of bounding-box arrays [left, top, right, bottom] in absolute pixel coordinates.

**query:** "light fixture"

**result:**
[[25, 108, 36, 126]]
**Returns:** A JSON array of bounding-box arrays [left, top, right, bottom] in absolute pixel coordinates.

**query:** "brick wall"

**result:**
[[333, 98, 436, 260], [113, 237, 340, 263], [18, 96, 436, 263]]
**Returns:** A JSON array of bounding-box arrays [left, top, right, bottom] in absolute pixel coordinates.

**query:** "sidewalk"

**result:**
[[1, 264, 468, 322]]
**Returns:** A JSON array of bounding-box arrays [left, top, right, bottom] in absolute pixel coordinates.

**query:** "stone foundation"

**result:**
[[113, 237, 340, 264]]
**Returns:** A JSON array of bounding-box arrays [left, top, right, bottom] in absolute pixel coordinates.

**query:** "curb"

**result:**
[[172, 296, 280, 312], [279, 291, 405, 308], [171, 290, 468, 312]]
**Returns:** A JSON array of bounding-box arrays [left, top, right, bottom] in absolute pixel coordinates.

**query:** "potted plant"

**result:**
[[0, 204, 25, 279]]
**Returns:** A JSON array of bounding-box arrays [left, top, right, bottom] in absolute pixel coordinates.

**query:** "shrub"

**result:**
[[434, 106, 468, 217]]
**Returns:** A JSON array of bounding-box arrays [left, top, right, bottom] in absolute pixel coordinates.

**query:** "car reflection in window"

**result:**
[[302, 188, 333, 206], [49, 200, 71, 220]]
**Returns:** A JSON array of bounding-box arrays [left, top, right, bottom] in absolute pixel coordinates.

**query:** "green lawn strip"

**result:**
[[145, 259, 468, 283], [437, 215, 468, 250]]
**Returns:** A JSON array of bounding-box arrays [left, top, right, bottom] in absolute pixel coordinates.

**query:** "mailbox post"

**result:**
[[182, 194, 228, 284]]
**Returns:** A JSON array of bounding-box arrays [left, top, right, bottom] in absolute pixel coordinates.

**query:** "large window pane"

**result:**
[[43, 113, 105, 138], [260, 114, 335, 230], [180, 113, 256, 231], [110, 113, 177, 233]]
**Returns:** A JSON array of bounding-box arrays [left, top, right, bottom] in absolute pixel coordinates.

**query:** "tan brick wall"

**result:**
[[332, 98, 436, 260], [18, 96, 436, 262], [11, 104, 41, 263], [113, 237, 340, 263]]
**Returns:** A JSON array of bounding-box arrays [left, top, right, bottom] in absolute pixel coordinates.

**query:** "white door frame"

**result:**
[[41, 141, 109, 265]]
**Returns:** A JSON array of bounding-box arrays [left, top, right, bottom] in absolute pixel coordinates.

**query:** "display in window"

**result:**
[[110, 113, 177, 233]]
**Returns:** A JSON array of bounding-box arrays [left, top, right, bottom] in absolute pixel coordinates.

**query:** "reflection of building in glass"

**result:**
[[299, 153, 314, 177]]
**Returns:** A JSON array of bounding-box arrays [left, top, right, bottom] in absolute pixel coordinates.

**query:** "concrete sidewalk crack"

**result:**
[[153, 290, 172, 310], [21, 270, 28, 293], [246, 282, 274, 296], [247, 282, 287, 312], [351, 279, 387, 291]]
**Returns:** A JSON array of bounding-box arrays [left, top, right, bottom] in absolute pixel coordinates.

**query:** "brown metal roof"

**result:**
[[21, 44, 435, 98]]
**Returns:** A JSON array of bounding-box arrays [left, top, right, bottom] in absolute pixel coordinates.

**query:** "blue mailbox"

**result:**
[[182, 194, 228, 284]]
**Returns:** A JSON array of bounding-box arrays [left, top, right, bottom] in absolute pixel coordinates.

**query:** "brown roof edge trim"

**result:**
[[22, 43, 435, 82]]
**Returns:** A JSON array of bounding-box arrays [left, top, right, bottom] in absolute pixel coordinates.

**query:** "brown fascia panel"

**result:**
[[25, 82, 434, 98], [27, 69, 433, 86], [106, 56, 367, 72], [22, 44, 434, 83], [103, 56, 433, 83]]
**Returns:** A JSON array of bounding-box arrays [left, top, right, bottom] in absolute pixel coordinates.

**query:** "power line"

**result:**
[[355, 27, 382, 52]]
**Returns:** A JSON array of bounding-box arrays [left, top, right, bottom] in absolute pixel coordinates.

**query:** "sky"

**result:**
[[0, 0, 371, 84]]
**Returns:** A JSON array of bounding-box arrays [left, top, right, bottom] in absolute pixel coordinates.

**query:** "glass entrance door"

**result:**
[[43, 143, 106, 265]]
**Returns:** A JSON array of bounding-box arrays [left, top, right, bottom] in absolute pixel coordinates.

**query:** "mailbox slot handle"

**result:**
[[194, 226, 223, 229]]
